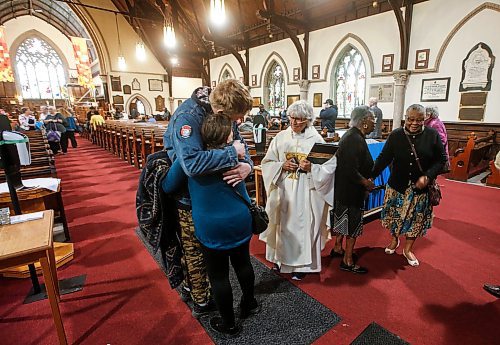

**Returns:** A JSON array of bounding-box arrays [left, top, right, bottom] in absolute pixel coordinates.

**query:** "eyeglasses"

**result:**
[[406, 117, 424, 124], [288, 116, 307, 123]]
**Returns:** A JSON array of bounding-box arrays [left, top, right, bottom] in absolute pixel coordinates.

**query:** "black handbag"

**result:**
[[233, 188, 269, 234], [404, 131, 442, 206]]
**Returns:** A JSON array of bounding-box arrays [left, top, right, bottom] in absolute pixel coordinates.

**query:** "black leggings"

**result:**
[[61, 131, 77, 151], [201, 241, 255, 327]]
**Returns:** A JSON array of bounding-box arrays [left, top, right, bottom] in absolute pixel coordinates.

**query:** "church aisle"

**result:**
[[0, 138, 213, 345]]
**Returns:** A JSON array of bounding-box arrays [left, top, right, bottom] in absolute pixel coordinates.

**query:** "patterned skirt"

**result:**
[[381, 185, 433, 237], [331, 201, 364, 238]]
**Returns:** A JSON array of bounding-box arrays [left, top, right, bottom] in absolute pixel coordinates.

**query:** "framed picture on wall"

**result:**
[[287, 95, 300, 107], [251, 74, 257, 86], [252, 97, 261, 107], [212, 81, 216, 88], [313, 93, 323, 107], [420, 77, 451, 102], [415, 49, 430, 69], [312, 65, 320, 79], [110, 76, 121, 92], [131, 78, 141, 90], [123, 85, 131, 94], [148, 79, 163, 91], [382, 54, 394, 72], [155, 95, 166, 112], [177, 99, 183, 107], [293, 67, 300, 81], [112, 95, 124, 105]]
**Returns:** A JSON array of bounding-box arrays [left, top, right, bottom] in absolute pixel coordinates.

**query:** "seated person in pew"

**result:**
[[238, 115, 253, 132], [260, 100, 335, 281], [162, 112, 258, 336], [162, 79, 253, 322]]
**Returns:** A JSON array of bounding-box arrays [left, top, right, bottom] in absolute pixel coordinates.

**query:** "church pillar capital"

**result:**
[[298, 79, 311, 101], [392, 70, 411, 129]]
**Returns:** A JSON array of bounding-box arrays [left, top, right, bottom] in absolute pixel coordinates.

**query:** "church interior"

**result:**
[[0, 0, 499, 344]]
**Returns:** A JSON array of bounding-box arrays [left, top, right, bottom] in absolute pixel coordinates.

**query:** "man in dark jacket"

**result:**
[[319, 99, 338, 133], [367, 97, 383, 139]]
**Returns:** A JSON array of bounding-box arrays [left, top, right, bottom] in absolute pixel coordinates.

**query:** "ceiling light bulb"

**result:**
[[164, 25, 176, 49], [210, 0, 226, 26], [118, 56, 126, 70], [170, 57, 178, 65], [136, 42, 146, 61]]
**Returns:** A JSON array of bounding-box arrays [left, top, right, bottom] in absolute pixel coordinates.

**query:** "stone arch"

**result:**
[[433, 2, 500, 72], [125, 93, 153, 115], [217, 63, 236, 83], [10, 30, 71, 97], [324, 33, 374, 80], [259, 51, 291, 87]]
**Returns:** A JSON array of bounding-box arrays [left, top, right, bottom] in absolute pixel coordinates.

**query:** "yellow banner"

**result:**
[[0, 26, 14, 83], [71, 36, 94, 89]]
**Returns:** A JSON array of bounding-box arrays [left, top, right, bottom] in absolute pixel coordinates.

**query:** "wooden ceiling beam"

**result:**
[[388, 0, 413, 70]]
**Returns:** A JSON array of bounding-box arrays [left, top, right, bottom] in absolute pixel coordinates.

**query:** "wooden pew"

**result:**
[[486, 159, 500, 188], [447, 131, 496, 182]]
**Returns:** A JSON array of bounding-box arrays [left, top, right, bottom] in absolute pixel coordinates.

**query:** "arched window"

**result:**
[[265, 62, 285, 116], [333, 46, 366, 117], [15, 37, 66, 100], [221, 69, 232, 81]]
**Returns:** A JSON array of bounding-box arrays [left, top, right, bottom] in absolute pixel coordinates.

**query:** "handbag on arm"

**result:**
[[232, 188, 269, 234], [404, 131, 442, 206]]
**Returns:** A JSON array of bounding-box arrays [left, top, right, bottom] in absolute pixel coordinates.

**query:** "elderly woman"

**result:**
[[425, 106, 449, 161], [372, 104, 447, 267], [330, 106, 375, 274], [260, 100, 335, 280]]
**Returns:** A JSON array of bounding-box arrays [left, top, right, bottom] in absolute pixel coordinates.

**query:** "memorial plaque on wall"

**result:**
[[131, 78, 141, 90], [369, 83, 394, 102], [460, 42, 495, 92], [123, 85, 131, 94], [458, 91, 487, 121], [112, 95, 124, 105], [420, 78, 450, 102], [155, 95, 165, 112], [111, 76, 122, 92]]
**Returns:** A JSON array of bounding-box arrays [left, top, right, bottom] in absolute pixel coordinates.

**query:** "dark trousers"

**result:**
[[201, 241, 256, 327], [48, 141, 60, 155], [61, 131, 77, 152], [59, 132, 68, 153]]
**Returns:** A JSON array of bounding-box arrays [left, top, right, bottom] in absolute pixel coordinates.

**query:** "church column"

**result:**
[[392, 70, 410, 129], [298, 79, 311, 102]]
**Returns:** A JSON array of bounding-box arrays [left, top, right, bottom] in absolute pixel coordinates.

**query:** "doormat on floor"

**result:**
[[350, 322, 410, 345], [136, 228, 341, 345]]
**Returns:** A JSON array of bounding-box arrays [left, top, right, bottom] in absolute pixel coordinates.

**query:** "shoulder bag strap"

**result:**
[[403, 130, 424, 174], [232, 187, 253, 209]]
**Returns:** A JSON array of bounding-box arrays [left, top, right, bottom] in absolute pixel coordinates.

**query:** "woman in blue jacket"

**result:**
[[163, 113, 259, 336]]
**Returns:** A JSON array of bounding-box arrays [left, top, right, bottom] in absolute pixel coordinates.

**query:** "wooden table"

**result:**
[[0, 210, 67, 345]]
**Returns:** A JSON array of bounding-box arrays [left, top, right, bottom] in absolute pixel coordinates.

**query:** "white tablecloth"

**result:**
[[0, 178, 61, 193]]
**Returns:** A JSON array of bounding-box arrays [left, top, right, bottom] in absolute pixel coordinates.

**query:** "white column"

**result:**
[[392, 70, 410, 129], [298, 79, 311, 101]]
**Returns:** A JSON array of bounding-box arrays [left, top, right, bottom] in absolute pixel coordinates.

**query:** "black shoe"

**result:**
[[178, 284, 191, 303], [340, 260, 368, 274], [239, 298, 261, 319], [329, 248, 345, 258], [271, 263, 280, 272], [291, 272, 306, 281], [209, 317, 242, 337], [192, 299, 217, 318], [483, 284, 500, 298]]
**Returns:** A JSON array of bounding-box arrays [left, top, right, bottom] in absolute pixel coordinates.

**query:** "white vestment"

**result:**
[[259, 126, 336, 273]]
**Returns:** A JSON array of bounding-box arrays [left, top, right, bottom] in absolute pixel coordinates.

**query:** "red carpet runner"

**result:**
[[0, 137, 499, 344]]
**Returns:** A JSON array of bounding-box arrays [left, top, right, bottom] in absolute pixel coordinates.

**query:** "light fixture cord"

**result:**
[[115, 13, 122, 55]]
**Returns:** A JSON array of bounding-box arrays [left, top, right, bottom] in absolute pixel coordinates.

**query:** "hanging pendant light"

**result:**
[[136, 41, 146, 60], [115, 13, 126, 70], [210, 0, 226, 26], [163, 21, 176, 49]]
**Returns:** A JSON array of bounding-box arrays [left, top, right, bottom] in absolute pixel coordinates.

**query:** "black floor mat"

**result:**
[[136, 228, 341, 345], [351, 322, 410, 345]]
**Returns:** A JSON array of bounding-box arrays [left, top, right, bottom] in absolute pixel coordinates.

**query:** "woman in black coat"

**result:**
[[331, 106, 375, 274], [372, 104, 447, 267]]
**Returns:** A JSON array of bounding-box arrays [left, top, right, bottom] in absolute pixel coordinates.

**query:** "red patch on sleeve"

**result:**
[[180, 125, 192, 138]]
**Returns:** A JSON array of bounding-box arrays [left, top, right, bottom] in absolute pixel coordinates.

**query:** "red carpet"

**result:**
[[1, 137, 499, 344]]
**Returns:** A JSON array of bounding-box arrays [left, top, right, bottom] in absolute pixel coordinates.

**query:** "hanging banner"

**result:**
[[0, 26, 14, 83], [70, 36, 94, 89]]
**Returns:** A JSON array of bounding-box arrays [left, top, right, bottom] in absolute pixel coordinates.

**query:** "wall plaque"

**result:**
[[312, 65, 320, 79], [313, 93, 322, 107], [112, 95, 124, 105], [110, 76, 121, 92], [123, 85, 131, 94], [148, 79, 163, 92], [458, 91, 487, 121], [287, 95, 300, 107], [293, 67, 300, 81], [460, 42, 495, 92], [415, 49, 430, 69], [382, 54, 394, 72], [369, 83, 394, 102], [252, 97, 261, 107], [155, 95, 165, 112], [251, 74, 257, 86], [131, 78, 141, 90], [420, 78, 450, 102]]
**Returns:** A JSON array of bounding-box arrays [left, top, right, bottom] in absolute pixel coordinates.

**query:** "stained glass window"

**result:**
[[15, 37, 66, 99], [221, 69, 232, 81], [334, 47, 366, 117], [266, 62, 285, 117]]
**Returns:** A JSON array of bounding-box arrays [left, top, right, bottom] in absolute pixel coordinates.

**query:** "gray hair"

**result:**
[[349, 105, 373, 128], [48, 105, 56, 111], [405, 104, 425, 117], [425, 106, 439, 118], [40, 105, 48, 112], [287, 100, 315, 126]]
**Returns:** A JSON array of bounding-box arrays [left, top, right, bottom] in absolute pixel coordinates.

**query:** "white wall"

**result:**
[[209, 0, 500, 123], [171, 76, 203, 112]]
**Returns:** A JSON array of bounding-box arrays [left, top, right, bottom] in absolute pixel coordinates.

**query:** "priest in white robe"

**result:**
[[259, 100, 336, 280]]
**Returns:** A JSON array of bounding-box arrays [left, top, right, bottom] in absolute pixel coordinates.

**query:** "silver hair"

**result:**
[[287, 100, 315, 126], [425, 106, 439, 118], [405, 104, 425, 117], [40, 105, 48, 111], [349, 105, 373, 128], [48, 105, 56, 111]]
